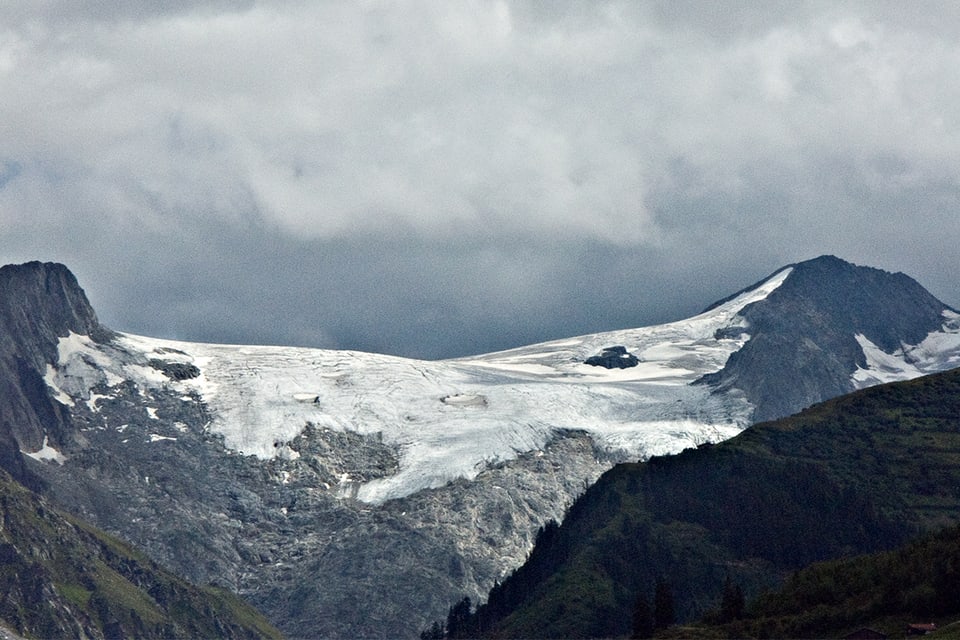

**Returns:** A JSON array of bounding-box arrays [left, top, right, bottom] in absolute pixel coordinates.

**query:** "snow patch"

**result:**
[[149, 434, 177, 443], [86, 392, 112, 413], [22, 436, 66, 465], [274, 443, 300, 461], [44, 332, 149, 406], [441, 393, 488, 407], [45, 364, 74, 406], [853, 335, 924, 386]]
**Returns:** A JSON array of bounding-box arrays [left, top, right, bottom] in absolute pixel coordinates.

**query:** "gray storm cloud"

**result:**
[[1, 1, 958, 358]]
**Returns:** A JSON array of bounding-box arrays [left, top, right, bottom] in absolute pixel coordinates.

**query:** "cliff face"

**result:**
[[0, 262, 107, 368], [0, 262, 110, 487]]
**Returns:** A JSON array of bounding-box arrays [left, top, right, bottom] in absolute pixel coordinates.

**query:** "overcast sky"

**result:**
[[2, 1, 959, 359]]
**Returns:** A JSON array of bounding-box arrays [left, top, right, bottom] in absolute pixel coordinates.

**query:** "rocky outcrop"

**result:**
[[0, 467, 281, 639], [698, 255, 956, 421], [0, 262, 108, 368], [149, 358, 201, 380], [584, 346, 639, 369]]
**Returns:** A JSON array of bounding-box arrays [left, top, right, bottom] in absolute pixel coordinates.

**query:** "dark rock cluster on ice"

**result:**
[[584, 345, 640, 369]]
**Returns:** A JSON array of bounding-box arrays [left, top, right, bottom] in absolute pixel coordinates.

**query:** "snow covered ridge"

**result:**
[[38, 266, 959, 504]]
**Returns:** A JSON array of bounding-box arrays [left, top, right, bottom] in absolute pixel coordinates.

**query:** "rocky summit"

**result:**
[[0, 257, 957, 638], [698, 255, 957, 421]]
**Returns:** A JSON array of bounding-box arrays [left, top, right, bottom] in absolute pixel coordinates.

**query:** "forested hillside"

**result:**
[[669, 523, 960, 638], [429, 367, 960, 638]]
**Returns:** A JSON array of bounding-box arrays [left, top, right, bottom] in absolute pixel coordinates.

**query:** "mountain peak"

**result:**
[[794, 253, 850, 266], [0, 261, 109, 363], [785, 254, 897, 284], [0, 262, 111, 471], [699, 256, 954, 421]]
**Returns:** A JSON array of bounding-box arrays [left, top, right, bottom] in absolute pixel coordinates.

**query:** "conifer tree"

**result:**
[[446, 597, 472, 638], [631, 592, 655, 639], [653, 578, 675, 629], [720, 576, 746, 622], [420, 620, 444, 640]]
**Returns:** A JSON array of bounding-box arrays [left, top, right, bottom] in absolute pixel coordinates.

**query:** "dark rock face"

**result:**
[[0, 262, 111, 487], [698, 255, 955, 422], [0, 262, 108, 369], [149, 359, 201, 380], [585, 345, 640, 369]]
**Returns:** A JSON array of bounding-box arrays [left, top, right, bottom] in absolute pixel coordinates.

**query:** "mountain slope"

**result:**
[[0, 257, 957, 638], [444, 367, 960, 638], [0, 467, 281, 639]]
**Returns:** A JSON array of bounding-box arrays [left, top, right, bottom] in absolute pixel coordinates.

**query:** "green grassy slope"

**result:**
[[0, 469, 282, 640]]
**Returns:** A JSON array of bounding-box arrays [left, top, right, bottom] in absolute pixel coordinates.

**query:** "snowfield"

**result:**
[[41, 267, 960, 504]]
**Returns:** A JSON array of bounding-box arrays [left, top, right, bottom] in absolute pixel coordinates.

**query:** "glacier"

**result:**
[[853, 310, 960, 388], [40, 265, 960, 505], [44, 267, 792, 504]]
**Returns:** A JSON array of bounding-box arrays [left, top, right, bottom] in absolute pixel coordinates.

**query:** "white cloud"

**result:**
[[1, 2, 663, 241], [5, 1, 959, 243]]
